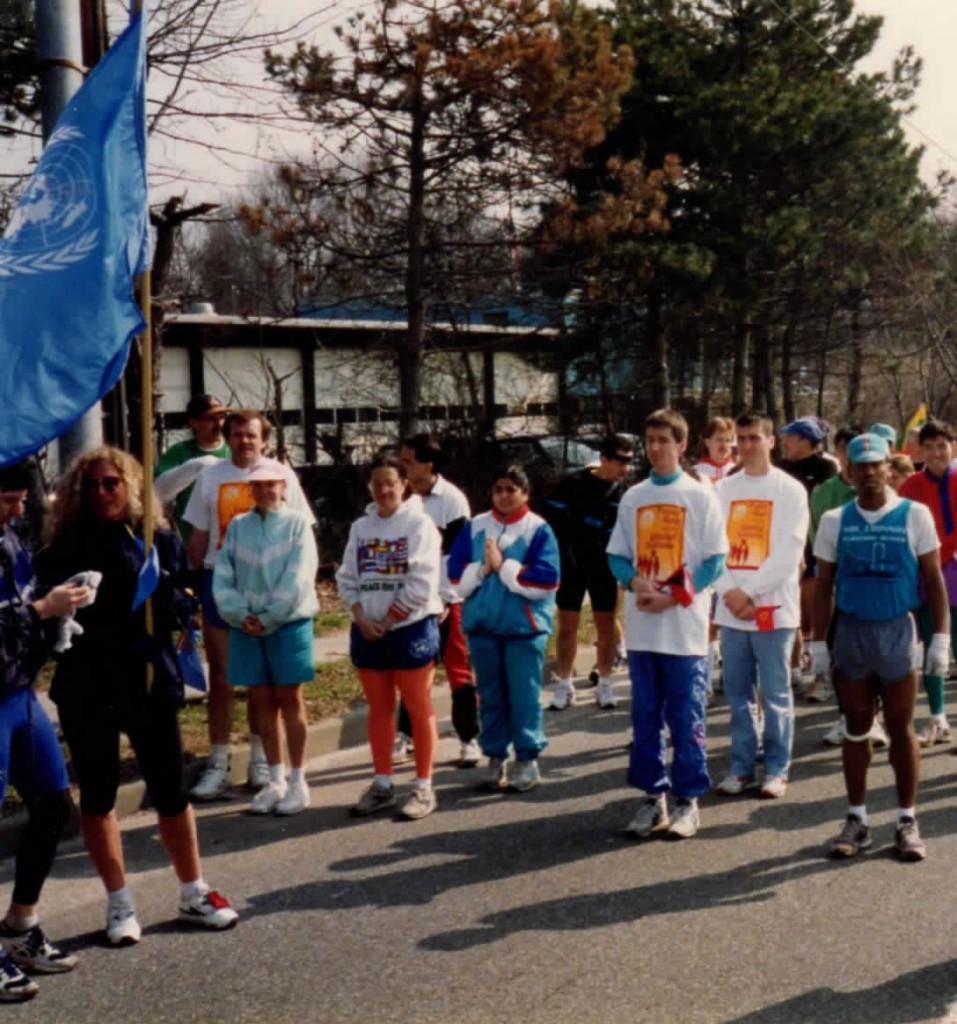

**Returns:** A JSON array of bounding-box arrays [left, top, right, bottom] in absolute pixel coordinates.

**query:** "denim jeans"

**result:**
[[719, 626, 795, 780]]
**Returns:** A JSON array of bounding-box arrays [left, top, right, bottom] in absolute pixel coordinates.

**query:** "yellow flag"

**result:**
[[904, 403, 928, 437]]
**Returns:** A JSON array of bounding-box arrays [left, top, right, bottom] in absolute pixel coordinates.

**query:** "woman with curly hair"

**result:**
[[37, 448, 238, 946]]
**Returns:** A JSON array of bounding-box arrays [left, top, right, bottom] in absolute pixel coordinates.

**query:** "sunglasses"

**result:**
[[83, 476, 122, 494]]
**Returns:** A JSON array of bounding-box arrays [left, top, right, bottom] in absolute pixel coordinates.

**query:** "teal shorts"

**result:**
[[228, 618, 315, 687]]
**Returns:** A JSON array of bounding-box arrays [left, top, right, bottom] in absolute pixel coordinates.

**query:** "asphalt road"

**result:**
[[5, 674, 957, 1024]]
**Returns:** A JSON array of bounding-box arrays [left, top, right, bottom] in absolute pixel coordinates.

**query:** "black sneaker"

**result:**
[[828, 814, 872, 858], [0, 953, 37, 1002], [0, 923, 77, 974]]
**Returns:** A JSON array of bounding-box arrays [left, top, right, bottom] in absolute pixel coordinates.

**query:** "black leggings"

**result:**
[[57, 694, 188, 818], [12, 790, 72, 906]]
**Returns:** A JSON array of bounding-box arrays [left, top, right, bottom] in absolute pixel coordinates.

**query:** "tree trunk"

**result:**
[[731, 321, 749, 415], [846, 305, 863, 423], [780, 324, 795, 424], [751, 324, 767, 411], [764, 330, 778, 425], [648, 284, 670, 409], [400, 60, 428, 438]]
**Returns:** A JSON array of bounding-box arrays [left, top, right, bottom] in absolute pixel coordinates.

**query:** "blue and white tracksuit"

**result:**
[[607, 470, 727, 798], [448, 506, 559, 762]]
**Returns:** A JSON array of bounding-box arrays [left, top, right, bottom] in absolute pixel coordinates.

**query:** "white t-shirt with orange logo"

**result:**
[[183, 458, 315, 568], [712, 466, 808, 631]]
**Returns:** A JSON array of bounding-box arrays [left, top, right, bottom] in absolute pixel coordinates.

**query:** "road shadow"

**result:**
[[720, 957, 957, 1023]]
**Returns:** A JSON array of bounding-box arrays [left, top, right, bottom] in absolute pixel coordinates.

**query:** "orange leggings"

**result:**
[[358, 665, 437, 779]]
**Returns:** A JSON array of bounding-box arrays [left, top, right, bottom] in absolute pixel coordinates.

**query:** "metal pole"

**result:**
[[35, 0, 106, 471]]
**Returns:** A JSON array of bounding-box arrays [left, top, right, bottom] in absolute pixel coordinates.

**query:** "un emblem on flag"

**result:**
[[0, 127, 99, 277]]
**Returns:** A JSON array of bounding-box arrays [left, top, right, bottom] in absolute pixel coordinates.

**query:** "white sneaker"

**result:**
[[179, 889, 238, 930], [275, 780, 310, 816], [190, 762, 232, 802], [804, 673, 832, 704], [918, 718, 952, 747], [246, 758, 270, 791], [869, 719, 889, 748], [823, 718, 845, 747], [596, 680, 618, 709], [481, 757, 507, 791], [622, 796, 669, 839], [667, 798, 700, 839], [248, 781, 286, 815], [548, 680, 576, 710], [715, 774, 752, 796], [509, 760, 541, 792], [760, 776, 788, 799], [392, 733, 413, 766], [459, 739, 481, 768], [106, 903, 141, 946]]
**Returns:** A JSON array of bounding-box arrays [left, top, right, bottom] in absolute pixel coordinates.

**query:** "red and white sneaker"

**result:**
[[179, 889, 239, 930]]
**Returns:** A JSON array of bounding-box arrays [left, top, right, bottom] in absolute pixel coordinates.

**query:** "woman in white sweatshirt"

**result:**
[[336, 456, 443, 820]]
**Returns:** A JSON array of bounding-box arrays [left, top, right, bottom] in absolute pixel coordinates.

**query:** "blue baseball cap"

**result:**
[[868, 422, 897, 446], [782, 416, 829, 444], [847, 433, 890, 464]]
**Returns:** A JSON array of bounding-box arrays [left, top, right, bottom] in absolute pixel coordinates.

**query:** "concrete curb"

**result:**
[[0, 650, 605, 856]]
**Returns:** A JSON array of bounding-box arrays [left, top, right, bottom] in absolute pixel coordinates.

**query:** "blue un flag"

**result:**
[[0, 6, 149, 466]]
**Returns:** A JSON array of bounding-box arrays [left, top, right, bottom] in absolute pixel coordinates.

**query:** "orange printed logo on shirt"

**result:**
[[635, 504, 686, 583], [726, 499, 772, 570], [216, 481, 254, 547]]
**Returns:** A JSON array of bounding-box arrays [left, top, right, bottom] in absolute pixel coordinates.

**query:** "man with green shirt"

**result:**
[[155, 395, 229, 539]]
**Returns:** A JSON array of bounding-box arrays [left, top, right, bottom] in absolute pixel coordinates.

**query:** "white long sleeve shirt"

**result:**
[[712, 466, 809, 631]]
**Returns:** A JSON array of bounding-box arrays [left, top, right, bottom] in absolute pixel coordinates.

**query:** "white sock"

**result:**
[[849, 804, 868, 826], [598, 675, 612, 687], [180, 878, 209, 902], [897, 806, 916, 822], [249, 735, 265, 762], [209, 744, 230, 768], [374, 774, 393, 790], [288, 768, 304, 787], [269, 763, 284, 785], [932, 713, 948, 725], [108, 886, 134, 909], [4, 912, 37, 932], [558, 676, 573, 687], [414, 777, 432, 793]]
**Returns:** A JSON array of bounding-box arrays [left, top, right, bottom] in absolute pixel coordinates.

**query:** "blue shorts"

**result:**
[[833, 612, 916, 683], [228, 619, 316, 687], [201, 568, 228, 630], [0, 688, 69, 804], [350, 615, 440, 671]]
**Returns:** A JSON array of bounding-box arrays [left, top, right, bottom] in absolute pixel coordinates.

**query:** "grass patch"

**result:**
[[313, 611, 350, 636]]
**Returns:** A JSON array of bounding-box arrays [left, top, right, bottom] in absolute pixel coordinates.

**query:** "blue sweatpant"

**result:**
[[627, 650, 710, 798], [468, 633, 548, 762]]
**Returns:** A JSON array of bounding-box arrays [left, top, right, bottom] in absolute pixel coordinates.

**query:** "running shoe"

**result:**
[[714, 774, 752, 796], [246, 758, 270, 791], [275, 780, 311, 816], [804, 673, 832, 704], [869, 719, 889, 748], [106, 903, 141, 946], [828, 814, 872, 858], [392, 733, 413, 766], [760, 776, 788, 799], [894, 817, 927, 862], [622, 797, 669, 839], [823, 718, 845, 747], [350, 782, 396, 817], [480, 757, 507, 791], [190, 762, 232, 802], [509, 760, 540, 792], [0, 924, 77, 973], [918, 719, 952, 747], [399, 788, 436, 820], [248, 781, 286, 815], [596, 680, 618, 709], [458, 739, 481, 768], [0, 954, 37, 1002], [548, 680, 576, 710], [179, 889, 239, 930], [667, 798, 700, 839]]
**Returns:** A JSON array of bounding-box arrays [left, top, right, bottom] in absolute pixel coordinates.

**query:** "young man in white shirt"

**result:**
[[607, 409, 727, 840], [812, 433, 948, 862], [712, 412, 808, 799], [184, 410, 315, 800]]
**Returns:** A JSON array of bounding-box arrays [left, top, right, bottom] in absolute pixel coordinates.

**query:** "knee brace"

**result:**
[[843, 729, 873, 743]]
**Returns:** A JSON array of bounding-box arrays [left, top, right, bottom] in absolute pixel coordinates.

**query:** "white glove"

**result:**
[[808, 640, 831, 678], [926, 634, 951, 678], [54, 617, 84, 653]]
